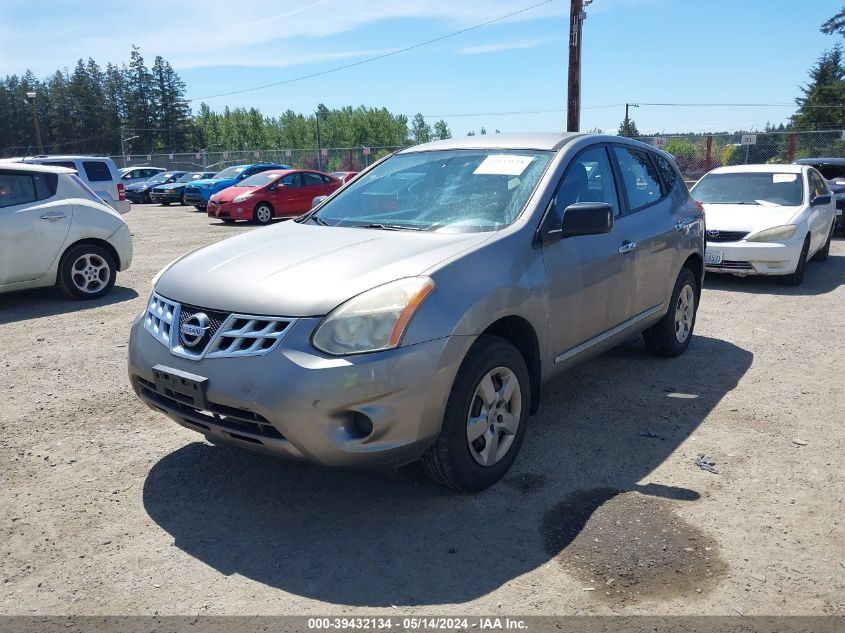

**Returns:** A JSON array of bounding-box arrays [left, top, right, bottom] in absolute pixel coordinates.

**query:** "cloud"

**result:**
[[458, 37, 553, 55], [0, 0, 566, 74]]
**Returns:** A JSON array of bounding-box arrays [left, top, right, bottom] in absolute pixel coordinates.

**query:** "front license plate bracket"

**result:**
[[152, 364, 208, 409], [705, 250, 723, 265]]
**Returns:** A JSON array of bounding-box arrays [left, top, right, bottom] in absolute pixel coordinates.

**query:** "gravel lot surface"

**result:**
[[1, 204, 843, 616]]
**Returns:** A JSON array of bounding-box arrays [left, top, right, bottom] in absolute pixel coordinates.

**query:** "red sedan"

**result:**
[[208, 169, 341, 225]]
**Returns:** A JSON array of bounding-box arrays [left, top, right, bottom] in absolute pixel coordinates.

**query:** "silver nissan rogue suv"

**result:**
[[128, 133, 705, 491]]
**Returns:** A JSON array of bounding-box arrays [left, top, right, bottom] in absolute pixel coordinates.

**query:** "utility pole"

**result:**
[[25, 92, 43, 154], [624, 103, 639, 137], [567, 0, 590, 132], [315, 111, 323, 172]]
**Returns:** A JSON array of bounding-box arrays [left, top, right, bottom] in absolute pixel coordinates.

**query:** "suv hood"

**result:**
[[700, 203, 802, 233], [187, 178, 228, 188], [155, 220, 492, 316], [126, 181, 161, 191]]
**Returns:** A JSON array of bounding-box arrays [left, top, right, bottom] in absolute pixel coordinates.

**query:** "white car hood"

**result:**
[[701, 203, 801, 234]]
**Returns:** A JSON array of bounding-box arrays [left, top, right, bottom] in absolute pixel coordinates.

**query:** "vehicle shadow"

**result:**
[[0, 285, 138, 325], [142, 334, 751, 606], [704, 253, 845, 296]]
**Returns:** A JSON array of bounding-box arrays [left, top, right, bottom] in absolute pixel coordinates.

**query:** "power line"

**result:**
[[421, 104, 621, 118], [188, 0, 558, 102], [636, 102, 845, 108]]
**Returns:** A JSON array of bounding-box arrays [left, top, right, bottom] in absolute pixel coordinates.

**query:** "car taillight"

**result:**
[[693, 200, 705, 215], [117, 183, 126, 201]]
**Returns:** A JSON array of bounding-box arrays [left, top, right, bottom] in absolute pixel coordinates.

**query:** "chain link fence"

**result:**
[[635, 130, 845, 183], [109, 130, 845, 183], [110, 146, 406, 174]]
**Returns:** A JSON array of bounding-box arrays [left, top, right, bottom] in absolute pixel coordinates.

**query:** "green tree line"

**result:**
[[0, 47, 454, 158]]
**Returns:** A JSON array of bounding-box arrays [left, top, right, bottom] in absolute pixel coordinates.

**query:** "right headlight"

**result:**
[[312, 277, 435, 356], [746, 225, 797, 242]]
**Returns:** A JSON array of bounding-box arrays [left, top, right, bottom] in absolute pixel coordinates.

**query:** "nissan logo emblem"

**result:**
[[707, 230, 720, 238], [180, 313, 210, 348]]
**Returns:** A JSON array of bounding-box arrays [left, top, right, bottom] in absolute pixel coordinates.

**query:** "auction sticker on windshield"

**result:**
[[473, 154, 535, 176], [773, 174, 797, 183]]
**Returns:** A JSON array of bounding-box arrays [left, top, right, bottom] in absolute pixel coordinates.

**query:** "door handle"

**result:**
[[618, 241, 637, 254], [40, 212, 66, 220]]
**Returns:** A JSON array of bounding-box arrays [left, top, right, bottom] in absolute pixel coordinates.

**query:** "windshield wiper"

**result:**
[[356, 223, 423, 231], [308, 215, 330, 226]]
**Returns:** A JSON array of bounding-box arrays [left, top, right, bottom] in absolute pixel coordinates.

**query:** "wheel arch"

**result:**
[[480, 315, 542, 415], [682, 252, 703, 289], [58, 237, 122, 275]]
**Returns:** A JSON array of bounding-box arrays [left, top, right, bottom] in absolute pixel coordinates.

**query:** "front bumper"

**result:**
[[128, 315, 469, 468], [125, 190, 149, 203], [705, 239, 803, 276], [184, 189, 211, 206], [150, 189, 182, 203], [207, 200, 249, 220]]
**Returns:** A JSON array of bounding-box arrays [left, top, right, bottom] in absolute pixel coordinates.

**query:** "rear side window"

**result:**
[[41, 161, 76, 170], [0, 172, 37, 208], [33, 172, 58, 199], [69, 174, 106, 204], [82, 161, 113, 182], [302, 172, 324, 186], [320, 174, 333, 184], [613, 146, 663, 211], [653, 153, 679, 192]]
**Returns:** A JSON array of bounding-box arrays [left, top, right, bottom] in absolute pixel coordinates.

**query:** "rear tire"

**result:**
[[253, 203, 274, 226], [780, 236, 809, 285], [422, 335, 530, 492], [57, 243, 117, 300], [642, 267, 698, 358]]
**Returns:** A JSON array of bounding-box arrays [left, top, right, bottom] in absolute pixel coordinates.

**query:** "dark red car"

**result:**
[[330, 171, 359, 184], [208, 169, 341, 225]]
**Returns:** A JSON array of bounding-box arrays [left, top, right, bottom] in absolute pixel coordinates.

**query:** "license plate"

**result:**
[[705, 251, 723, 265], [152, 365, 208, 408]]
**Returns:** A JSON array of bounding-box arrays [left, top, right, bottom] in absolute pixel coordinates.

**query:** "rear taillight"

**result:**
[[693, 199, 705, 215], [117, 183, 126, 201]]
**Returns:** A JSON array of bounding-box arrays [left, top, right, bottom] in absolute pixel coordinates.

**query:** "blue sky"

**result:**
[[0, 0, 838, 136]]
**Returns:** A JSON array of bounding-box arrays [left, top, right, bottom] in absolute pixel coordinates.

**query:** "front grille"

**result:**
[[136, 377, 284, 442], [707, 260, 753, 270], [143, 292, 296, 360], [706, 230, 748, 243]]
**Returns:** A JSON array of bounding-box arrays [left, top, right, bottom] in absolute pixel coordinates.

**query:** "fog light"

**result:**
[[348, 412, 374, 438]]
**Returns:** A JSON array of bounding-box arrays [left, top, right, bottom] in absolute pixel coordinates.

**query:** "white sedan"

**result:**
[[0, 163, 133, 299], [691, 164, 836, 285]]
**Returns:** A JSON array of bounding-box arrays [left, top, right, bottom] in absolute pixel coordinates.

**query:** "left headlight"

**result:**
[[746, 224, 797, 242], [312, 277, 435, 355], [233, 192, 254, 203]]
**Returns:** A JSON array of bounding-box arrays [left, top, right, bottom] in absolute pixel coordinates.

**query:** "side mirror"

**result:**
[[312, 195, 328, 209], [554, 202, 614, 238], [811, 194, 831, 206]]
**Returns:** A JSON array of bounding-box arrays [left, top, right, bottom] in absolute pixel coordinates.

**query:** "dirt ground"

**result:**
[[1, 204, 843, 616]]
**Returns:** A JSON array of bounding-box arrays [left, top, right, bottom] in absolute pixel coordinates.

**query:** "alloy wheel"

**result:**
[[466, 366, 522, 467]]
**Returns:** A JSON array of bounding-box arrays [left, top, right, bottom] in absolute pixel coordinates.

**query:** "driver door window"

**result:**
[[551, 145, 620, 229]]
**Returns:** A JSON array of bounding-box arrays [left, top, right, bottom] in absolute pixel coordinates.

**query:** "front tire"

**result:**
[[422, 336, 530, 492], [643, 267, 698, 358], [780, 236, 809, 285], [253, 203, 274, 225], [57, 243, 117, 300]]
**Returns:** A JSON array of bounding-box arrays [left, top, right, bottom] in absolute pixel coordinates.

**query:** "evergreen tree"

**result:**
[[792, 45, 845, 130], [618, 118, 640, 137], [410, 113, 432, 144], [821, 6, 845, 36], [125, 46, 156, 151], [433, 119, 451, 139]]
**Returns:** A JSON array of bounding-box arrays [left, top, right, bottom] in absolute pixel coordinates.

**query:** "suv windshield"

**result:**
[[239, 172, 282, 187], [692, 172, 804, 206], [306, 149, 552, 232], [214, 166, 245, 179]]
